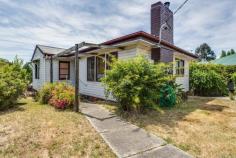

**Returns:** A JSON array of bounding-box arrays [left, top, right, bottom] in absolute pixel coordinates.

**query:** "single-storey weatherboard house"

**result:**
[[31, 1, 198, 100]]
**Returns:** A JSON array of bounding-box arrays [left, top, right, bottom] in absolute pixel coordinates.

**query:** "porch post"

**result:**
[[74, 44, 79, 112], [50, 56, 53, 83], [105, 52, 107, 77]]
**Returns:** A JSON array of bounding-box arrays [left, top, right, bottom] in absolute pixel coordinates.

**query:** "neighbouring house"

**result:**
[[212, 54, 236, 66], [31, 1, 198, 100]]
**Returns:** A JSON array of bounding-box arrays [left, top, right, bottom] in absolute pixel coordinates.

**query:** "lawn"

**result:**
[[104, 97, 236, 158], [0, 97, 116, 158]]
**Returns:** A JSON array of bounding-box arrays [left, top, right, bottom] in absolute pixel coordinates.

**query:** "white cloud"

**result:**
[[0, 0, 235, 61]]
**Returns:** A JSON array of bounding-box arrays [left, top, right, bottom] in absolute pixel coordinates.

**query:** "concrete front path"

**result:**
[[80, 102, 193, 158]]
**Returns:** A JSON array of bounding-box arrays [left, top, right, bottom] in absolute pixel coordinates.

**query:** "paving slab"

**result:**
[[102, 126, 166, 158], [130, 144, 193, 158], [81, 102, 193, 158], [81, 103, 116, 119], [89, 116, 131, 133]]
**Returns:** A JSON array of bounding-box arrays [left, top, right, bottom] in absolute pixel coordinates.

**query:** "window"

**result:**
[[106, 52, 118, 70], [35, 60, 40, 79], [175, 58, 185, 76], [87, 52, 117, 82], [87, 56, 95, 81], [96, 56, 105, 81], [59, 61, 70, 80]]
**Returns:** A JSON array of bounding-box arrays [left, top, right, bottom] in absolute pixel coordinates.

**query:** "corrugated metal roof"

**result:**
[[37, 45, 65, 55], [212, 54, 236, 65], [69, 31, 198, 58], [34, 31, 198, 59]]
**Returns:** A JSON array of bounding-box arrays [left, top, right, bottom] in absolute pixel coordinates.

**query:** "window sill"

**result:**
[[175, 75, 185, 78], [87, 80, 102, 83]]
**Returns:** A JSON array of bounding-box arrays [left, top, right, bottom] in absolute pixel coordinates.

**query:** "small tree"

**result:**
[[102, 55, 173, 113], [0, 57, 28, 110], [195, 43, 216, 61], [23, 62, 33, 84]]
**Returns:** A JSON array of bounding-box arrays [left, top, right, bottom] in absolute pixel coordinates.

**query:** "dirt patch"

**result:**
[[201, 104, 229, 112]]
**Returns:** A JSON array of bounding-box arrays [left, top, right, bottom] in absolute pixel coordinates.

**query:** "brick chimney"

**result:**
[[151, 1, 174, 63], [151, 1, 174, 44]]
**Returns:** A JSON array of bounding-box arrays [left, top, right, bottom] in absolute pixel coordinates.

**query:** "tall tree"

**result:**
[[221, 49, 236, 58], [227, 50, 231, 56], [195, 43, 216, 61], [230, 49, 235, 55], [220, 50, 227, 58]]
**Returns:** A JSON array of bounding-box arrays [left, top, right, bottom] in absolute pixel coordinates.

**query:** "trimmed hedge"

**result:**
[[190, 63, 236, 96], [232, 72, 236, 85]]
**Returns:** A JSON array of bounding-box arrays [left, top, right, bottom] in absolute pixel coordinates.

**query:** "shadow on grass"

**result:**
[[0, 102, 26, 115], [105, 97, 230, 129]]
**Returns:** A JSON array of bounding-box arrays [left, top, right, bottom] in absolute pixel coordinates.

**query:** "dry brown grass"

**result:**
[[0, 97, 116, 158], [104, 97, 236, 158]]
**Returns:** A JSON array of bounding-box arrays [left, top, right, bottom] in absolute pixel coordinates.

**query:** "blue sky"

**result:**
[[0, 0, 236, 62]]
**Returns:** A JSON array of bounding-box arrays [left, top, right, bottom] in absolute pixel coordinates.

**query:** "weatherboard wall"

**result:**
[[174, 52, 193, 92], [32, 46, 192, 99], [32, 48, 46, 90]]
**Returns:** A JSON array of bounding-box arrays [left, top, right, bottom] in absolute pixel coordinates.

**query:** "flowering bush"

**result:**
[[39, 82, 75, 110], [37, 83, 56, 104], [49, 98, 69, 109]]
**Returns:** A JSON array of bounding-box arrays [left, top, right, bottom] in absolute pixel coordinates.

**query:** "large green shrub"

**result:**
[[190, 63, 233, 96], [0, 58, 10, 68], [102, 55, 173, 113], [0, 57, 28, 110], [227, 66, 236, 79]]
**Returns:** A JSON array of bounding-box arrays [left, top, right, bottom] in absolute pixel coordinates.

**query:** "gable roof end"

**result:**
[[31, 45, 66, 61]]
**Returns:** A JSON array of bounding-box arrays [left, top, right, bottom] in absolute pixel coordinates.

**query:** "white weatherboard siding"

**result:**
[[174, 52, 192, 92], [118, 48, 137, 59], [79, 48, 137, 100], [32, 45, 193, 98], [78, 47, 192, 99], [32, 48, 45, 90], [32, 48, 75, 90], [52, 59, 75, 85], [45, 59, 51, 83], [79, 57, 107, 99]]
